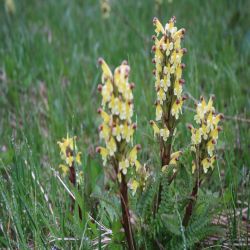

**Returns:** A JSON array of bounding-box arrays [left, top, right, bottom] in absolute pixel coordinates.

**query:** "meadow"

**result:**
[[0, 0, 249, 249]]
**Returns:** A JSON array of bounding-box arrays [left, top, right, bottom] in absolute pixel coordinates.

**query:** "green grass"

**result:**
[[0, 0, 249, 249]]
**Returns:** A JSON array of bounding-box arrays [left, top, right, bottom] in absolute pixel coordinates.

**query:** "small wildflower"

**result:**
[[98, 108, 111, 124], [99, 123, 110, 141], [210, 126, 222, 140], [96, 146, 109, 165], [170, 151, 182, 162], [59, 164, 69, 175], [191, 127, 202, 145], [150, 120, 160, 137], [98, 58, 112, 81], [134, 160, 142, 172], [171, 98, 184, 120], [128, 179, 139, 196], [107, 137, 117, 156], [207, 139, 216, 157], [119, 159, 130, 175], [160, 127, 170, 141], [128, 145, 141, 165], [156, 103, 163, 121], [153, 17, 165, 36]]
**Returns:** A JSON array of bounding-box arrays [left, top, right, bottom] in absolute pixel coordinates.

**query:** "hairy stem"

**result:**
[[69, 165, 76, 213], [120, 174, 135, 250], [69, 164, 82, 220], [154, 141, 172, 215], [182, 178, 202, 227]]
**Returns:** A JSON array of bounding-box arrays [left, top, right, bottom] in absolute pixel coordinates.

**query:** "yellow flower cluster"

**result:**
[[189, 96, 223, 174], [57, 134, 81, 175], [96, 59, 148, 195], [150, 16, 187, 142], [100, 0, 111, 19]]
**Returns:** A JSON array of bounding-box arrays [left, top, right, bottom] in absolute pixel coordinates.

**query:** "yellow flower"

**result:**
[[99, 123, 110, 142], [157, 88, 166, 104], [160, 75, 171, 92], [194, 98, 207, 124], [164, 39, 174, 56], [169, 158, 178, 166], [165, 16, 177, 35], [212, 114, 223, 127], [155, 47, 164, 64], [207, 139, 216, 157], [98, 58, 112, 81], [150, 120, 160, 137], [173, 28, 185, 40], [128, 145, 141, 165], [175, 64, 183, 80], [201, 156, 216, 173], [206, 96, 215, 113], [59, 164, 69, 175], [210, 155, 216, 170], [191, 127, 202, 145], [156, 103, 163, 121], [115, 98, 123, 116], [206, 112, 214, 130], [129, 179, 139, 196], [163, 63, 175, 75], [171, 151, 182, 160], [66, 155, 74, 166], [210, 127, 221, 140], [121, 102, 133, 122], [98, 108, 111, 124], [201, 158, 210, 173], [153, 17, 165, 36], [200, 123, 209, 140], [120, 122, 134, 143], [160, 127, 170, 141], [112, 123, 122, 142], [107, 137, 117, 156], [100, 79, 113, 106], [173, 79, 183, 99], [96, 146, 109, 165], [171, 98, 183, 120], [108, 95, 116, 114], [119, 159, 130, 175], [134, 160, 141, 172]]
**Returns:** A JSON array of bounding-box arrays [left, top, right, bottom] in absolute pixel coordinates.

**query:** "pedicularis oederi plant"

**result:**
[[56, 17, 224, 249], [96, 59, 149, 249]]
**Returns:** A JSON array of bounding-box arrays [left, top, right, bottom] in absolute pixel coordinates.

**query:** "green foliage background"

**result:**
[[0, 0, 249, 249]]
